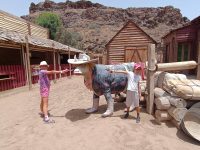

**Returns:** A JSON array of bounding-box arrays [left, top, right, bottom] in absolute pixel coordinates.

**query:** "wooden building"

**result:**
[[0, 10, 82, 92], [162, 16, 200, 79], [0, 10, 49, 39], [105, 20, 157, 64]]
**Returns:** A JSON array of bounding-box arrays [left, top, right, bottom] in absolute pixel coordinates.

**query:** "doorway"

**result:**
[[125, 46, 147, 63]]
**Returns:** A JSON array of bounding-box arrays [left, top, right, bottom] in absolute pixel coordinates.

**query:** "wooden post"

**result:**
[[197, 30, 200, 80], [68, 47, 71, 77], [146, 44, 156, 114], [53, 49, 56, 83], [25, 35, 32, 90], [57, 51, 61, 79], [22, 45, 29, 86]]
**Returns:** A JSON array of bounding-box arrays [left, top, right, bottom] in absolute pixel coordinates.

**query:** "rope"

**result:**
[[147, 67, 157, 72], [175, 79, 195, 100]]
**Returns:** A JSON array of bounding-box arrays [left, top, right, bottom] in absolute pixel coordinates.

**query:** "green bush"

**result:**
[[55, 27, 84, 50], [36, 12, 62, 39]]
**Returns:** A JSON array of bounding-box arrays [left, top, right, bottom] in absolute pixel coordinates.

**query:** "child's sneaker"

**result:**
[[39, 112, 51, 118], [43, 118, 55, 124], [136, 116, 140, 123]]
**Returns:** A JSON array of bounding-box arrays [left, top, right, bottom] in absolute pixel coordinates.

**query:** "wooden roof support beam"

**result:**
[[146, 44, 156, 114], [52, 43, 57, 83], [25, 35, 32, 90], [57, 51, 61, 79], [197, 30, 200, 80], [21, 45, 29, 87], [68, 47, 71, 78]]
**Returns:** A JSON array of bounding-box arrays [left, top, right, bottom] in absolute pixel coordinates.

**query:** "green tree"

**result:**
[[35, 12, 62, 39], [55, 27, 84, 50]]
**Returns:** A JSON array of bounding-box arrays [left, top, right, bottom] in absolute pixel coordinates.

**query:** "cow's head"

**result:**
[[68, 53, 98, 91], [74, 63, 95, 91]]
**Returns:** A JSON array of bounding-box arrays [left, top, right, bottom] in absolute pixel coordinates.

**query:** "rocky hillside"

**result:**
[[22, 0, 189, 52]]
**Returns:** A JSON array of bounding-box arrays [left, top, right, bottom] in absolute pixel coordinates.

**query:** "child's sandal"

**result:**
[[44, 118, 55, 124]]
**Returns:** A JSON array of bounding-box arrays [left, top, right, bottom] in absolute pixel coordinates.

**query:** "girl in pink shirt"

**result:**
[[39, 61, 68, 123]]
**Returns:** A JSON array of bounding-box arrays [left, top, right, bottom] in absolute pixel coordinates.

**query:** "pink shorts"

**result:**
[[40, 88, 50, 97]]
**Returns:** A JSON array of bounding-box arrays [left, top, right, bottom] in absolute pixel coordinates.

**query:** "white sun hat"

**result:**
[[39, 61, 49, 66], [68, 53, 98, 65]]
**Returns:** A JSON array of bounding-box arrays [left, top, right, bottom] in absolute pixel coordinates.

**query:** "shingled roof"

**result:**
[[0, 27, 83, 53]]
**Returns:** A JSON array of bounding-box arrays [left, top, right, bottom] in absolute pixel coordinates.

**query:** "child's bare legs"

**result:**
[[42, 97, 49, 121], [124, 107, 130, 118], [135, 106, 140, 123], [40, 98, 43, 114]]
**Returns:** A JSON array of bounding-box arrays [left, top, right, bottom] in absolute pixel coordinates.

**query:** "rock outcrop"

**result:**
[[22, 0, 189, 52]]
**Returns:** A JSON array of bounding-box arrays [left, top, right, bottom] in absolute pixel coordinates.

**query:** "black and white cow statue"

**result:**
[[68, 53, 135, 117]]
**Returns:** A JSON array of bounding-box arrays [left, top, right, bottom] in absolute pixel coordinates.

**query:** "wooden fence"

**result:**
[[0, 65, 26, 91], [0, 64, 72, 92]]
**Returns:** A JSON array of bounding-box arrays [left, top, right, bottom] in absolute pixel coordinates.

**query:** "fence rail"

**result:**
[[0, 64, 72, 92], [0, 65, 26, 91]]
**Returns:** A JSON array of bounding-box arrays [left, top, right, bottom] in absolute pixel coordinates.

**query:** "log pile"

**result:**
[[153, 72, 200, 128]]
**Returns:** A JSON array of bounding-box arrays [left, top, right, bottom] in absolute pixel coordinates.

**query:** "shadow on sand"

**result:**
[[65, 102, 126, 122], [65, 103, 149, 122], [65, 108, 90, 122]]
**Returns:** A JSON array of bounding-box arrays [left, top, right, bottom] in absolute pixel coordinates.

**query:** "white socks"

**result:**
[[44, 116, 49, 121]]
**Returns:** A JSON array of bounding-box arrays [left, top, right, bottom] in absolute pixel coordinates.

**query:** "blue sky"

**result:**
[[0, 0, 199, 20]]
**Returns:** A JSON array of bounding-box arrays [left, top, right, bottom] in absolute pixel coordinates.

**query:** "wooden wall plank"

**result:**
[[0, 11, 49, 39]]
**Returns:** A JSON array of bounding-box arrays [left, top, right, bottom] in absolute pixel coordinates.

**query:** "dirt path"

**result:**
[[0, 76, 199, 150]]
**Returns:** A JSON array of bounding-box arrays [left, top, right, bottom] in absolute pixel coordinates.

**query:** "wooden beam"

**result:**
[[156, 61, 197, 71], [21, 45, 29, 86], [57, 51, 61, 79], [146, 44, 156, 114], [25, 35, 32, 90], [0, 42, 21, 49], [197, 30, 200, 80], [68, 47, 71, 77], [53, 49, 56, 83]]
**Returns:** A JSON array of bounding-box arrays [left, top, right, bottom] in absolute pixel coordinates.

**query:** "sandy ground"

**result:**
[[0, 76, 199, 150]]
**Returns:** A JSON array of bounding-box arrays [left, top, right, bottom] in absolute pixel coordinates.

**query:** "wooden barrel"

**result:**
[[181, 102, 200, 142]]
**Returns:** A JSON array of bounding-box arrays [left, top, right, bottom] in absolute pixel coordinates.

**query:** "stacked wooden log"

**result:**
[[154, 87, 187, 126], [153, 72, 199, 128]]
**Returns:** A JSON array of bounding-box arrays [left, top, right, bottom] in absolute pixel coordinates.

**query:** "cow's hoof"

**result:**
[[85, 108, 98, 114], [101, 111, 113, 117]]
